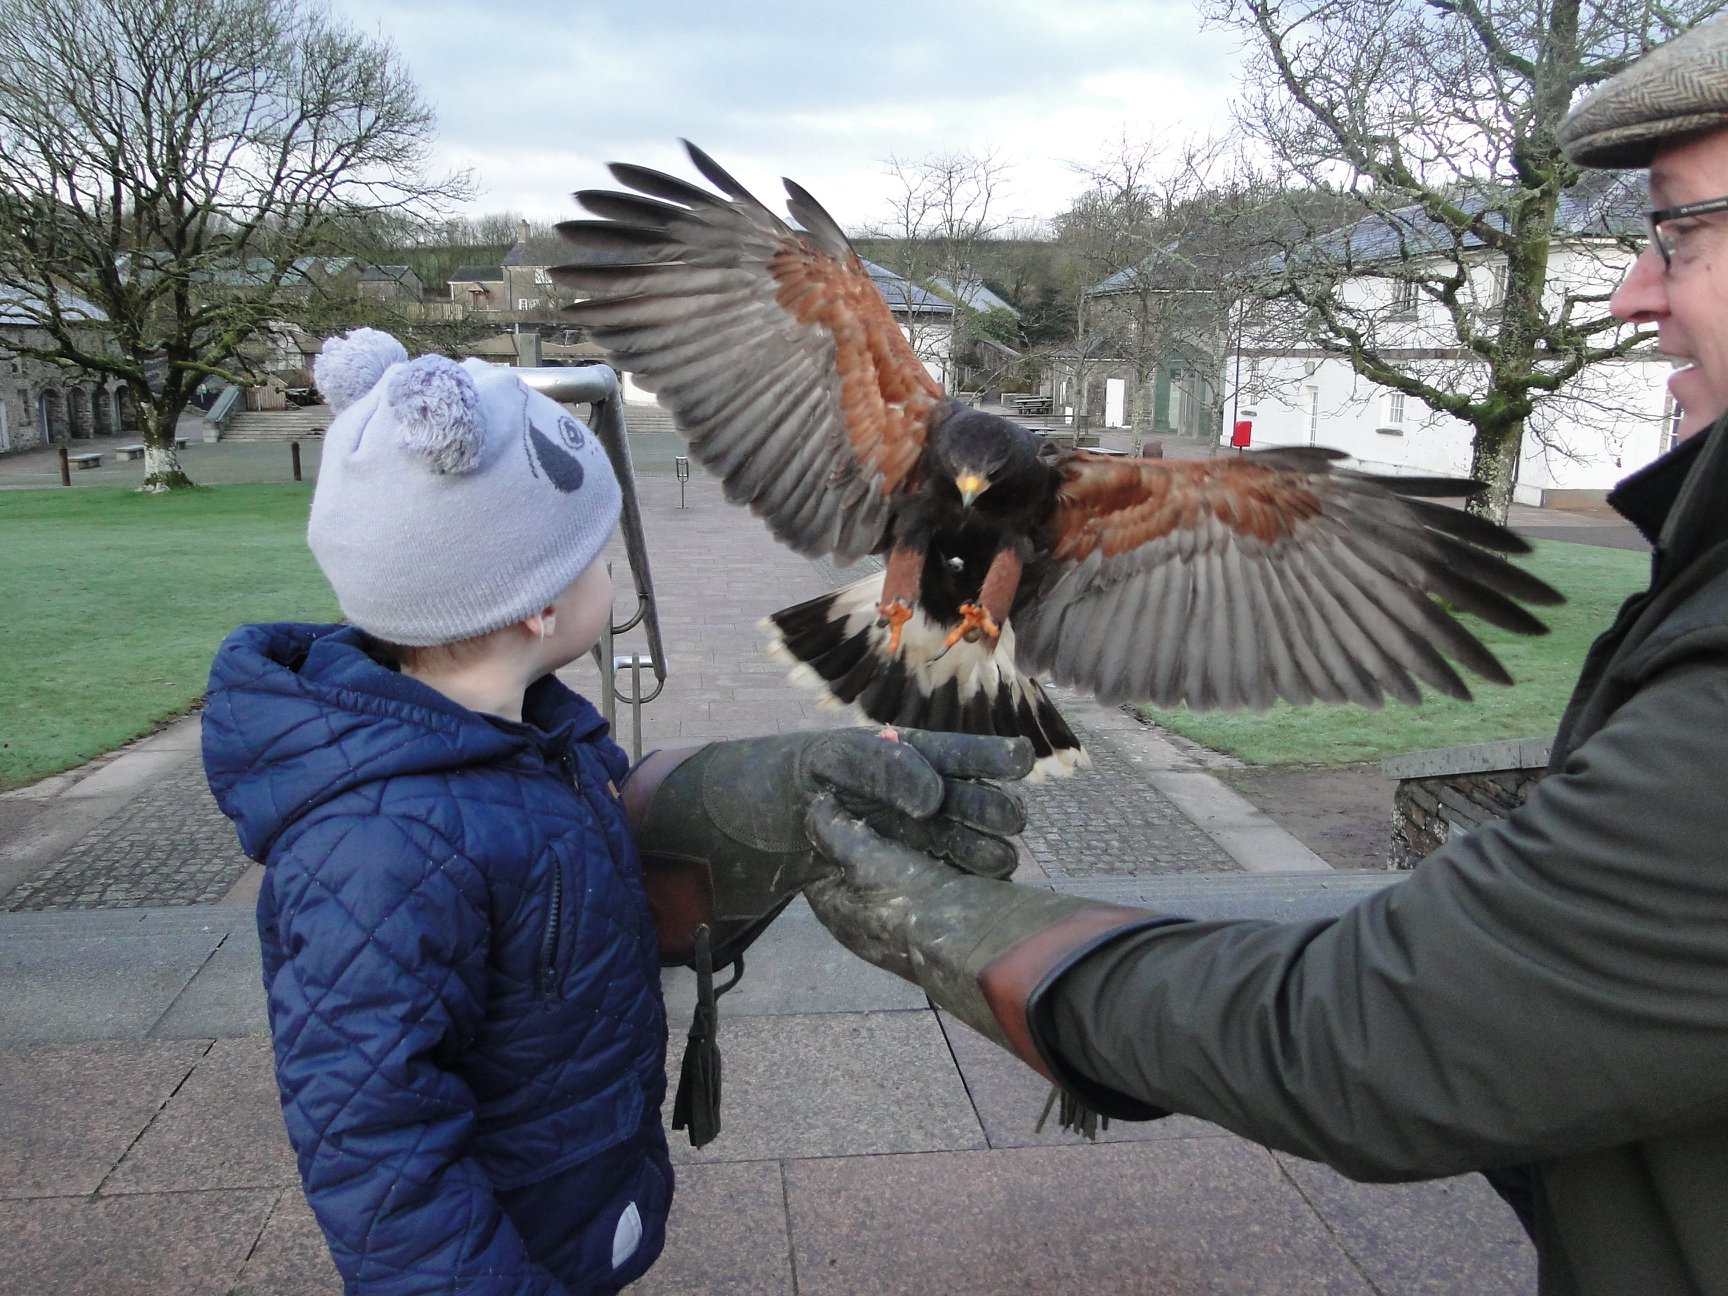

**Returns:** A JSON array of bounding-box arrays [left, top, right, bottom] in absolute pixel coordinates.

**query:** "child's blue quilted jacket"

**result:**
[[203, 623, 671, 1295]]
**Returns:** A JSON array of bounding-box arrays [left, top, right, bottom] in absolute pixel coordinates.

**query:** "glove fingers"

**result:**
[[806, 793, 941, 890], [867, 810, 1021, 880], [940, 778, 1026, 836], [896, 728, 1035, 782], [807, 730, 944, 817]]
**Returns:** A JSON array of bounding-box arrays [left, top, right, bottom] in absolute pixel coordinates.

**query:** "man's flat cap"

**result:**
[[1561, 18, 1728, 168]]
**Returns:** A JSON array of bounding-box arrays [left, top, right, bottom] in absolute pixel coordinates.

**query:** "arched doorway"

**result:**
[[93, 387, 116, 437], [68, 387, 93, 439], [117, 388, 140, 434], [39, 388, 68, 443]]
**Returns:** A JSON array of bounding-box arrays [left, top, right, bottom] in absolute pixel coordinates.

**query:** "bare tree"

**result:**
[[1206, 0, 1723, 520], [0, 0, 470, 488], [866, 149, 1014, 392]]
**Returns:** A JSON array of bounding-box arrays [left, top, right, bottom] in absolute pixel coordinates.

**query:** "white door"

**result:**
[[1105, 378, 1126, 428]]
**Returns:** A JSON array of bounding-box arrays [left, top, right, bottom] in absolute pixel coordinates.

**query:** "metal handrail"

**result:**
[[513, 365, 669, 733]]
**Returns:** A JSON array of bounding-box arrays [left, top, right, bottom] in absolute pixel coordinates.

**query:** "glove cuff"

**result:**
[[982, 906, 1179, 1121]]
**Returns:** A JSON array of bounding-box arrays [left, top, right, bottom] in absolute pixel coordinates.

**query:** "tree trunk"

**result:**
[[140, 401, 194, 491], [1129, 370, 1153, 455], [1467, 415, 1523, 524]]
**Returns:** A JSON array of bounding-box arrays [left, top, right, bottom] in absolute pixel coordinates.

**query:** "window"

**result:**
[[1305, 385, 1320, 445], [1393, 279, 1420, 316], [1483, 263, 1508, 310], [1664, 392, 1685, 454], [1379, 389, 1407, 435]]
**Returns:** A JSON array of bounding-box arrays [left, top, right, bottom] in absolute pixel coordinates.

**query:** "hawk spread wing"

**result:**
[[1015, 448, 1558, 710], [553, 142, 944, 564], [554, 143, 1562, 774]]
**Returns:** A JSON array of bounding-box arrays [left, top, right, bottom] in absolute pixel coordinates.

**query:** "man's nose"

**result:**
[[1611, 243, 1667, 323]]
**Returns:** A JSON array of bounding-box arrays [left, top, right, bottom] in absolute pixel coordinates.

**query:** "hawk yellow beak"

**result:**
[[955, 473, 989, 507]]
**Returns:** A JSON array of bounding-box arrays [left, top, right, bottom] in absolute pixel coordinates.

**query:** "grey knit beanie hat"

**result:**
[[307, 328, 621, 646], [1560, 18, 1728, 167]]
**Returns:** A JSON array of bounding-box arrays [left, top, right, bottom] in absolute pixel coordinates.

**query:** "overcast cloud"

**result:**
[[321, 0, 1244, 234]]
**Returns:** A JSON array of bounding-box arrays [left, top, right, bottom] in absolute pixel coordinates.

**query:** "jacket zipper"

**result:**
[[538, 749, 581, 1002]]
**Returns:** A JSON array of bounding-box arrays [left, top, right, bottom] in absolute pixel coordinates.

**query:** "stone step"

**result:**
[[218, 410, 332, 442]]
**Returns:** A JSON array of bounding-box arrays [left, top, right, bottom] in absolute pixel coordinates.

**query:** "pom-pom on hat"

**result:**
[[307, 329, 622, 646]]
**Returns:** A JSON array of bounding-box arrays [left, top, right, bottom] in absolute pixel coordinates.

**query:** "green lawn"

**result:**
[[1136, 540, 1651, 765], [0, 484, 338, 790]]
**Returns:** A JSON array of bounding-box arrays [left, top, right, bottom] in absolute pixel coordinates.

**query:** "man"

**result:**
[[802, 19, 1728, 1296]]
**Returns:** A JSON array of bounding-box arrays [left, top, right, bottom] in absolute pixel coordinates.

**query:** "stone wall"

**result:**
[[1381, 737, 1553, 869]]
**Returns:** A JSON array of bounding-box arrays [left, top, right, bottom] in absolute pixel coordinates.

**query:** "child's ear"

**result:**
[[525, 608, 557, 642]]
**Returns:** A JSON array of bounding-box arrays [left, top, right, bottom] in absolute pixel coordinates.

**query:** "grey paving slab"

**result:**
[[1049, 870, 1402, 921], [626, 1161, 794, 1296], [783, 1138, 1377, 1296], [230, 1189, 342, 1296], [0, 912, 228, 1042], [666, 1011, 984, 1167], [0, 1039, 209, 1197], [149, 920, 268, 1039], [661, 898, 927, 1025], [1273, 1152, 1535, 1295], [105, 1036, 295, 1194], [937, 1009, 1228, 1150], [0, 1188, 276, 1296]]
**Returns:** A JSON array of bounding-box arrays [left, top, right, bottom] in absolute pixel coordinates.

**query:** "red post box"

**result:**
[[1231, 418, 1253, 449]]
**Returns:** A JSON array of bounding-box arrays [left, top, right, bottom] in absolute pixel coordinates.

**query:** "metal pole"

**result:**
[[58, 446, 70, 486], [1229, 296, 1246, 457]]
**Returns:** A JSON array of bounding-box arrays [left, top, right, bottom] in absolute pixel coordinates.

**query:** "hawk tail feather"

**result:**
[[764, 576, 1089, 781]]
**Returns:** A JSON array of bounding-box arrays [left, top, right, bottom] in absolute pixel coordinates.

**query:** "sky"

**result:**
[[321, 0, 1246, 237]]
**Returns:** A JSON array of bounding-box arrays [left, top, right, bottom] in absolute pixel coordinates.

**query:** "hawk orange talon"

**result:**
[[943, 603, 1000, 650], [877, 600, 914, 654]]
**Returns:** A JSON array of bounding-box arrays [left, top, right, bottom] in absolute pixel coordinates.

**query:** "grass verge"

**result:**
[[1135, 540, 1650, 766], [1, 484, 337, 790]]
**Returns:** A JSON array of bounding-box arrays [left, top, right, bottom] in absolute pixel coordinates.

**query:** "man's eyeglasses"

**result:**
[[1646, 195, 1728, 267]]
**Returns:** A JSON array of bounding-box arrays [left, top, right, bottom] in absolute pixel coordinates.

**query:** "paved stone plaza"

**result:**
[[0, 431, 1569, 1295]]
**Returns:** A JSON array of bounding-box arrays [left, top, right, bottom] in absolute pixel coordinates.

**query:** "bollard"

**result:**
[[59, 446, 70, 486], [291, 440, 302, 482], [674, 455, 690, 509]]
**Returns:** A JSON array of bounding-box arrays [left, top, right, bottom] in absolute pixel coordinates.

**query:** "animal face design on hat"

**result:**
[[526, 413, 591, 494]]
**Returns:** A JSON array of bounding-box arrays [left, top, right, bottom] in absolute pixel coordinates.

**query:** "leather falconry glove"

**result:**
[[803, 795, 1171, 1124], [621, 726, 1033, 972], [622, 727, 1031, 1147]]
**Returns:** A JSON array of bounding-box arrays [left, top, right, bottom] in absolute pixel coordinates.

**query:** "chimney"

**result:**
[[518, 219, 529, 245]]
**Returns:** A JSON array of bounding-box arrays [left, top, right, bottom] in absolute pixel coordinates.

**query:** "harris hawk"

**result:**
[[552, 142, 1562, 779]]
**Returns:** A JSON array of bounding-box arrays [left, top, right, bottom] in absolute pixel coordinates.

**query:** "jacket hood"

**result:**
[[202, 622, 610, 861]]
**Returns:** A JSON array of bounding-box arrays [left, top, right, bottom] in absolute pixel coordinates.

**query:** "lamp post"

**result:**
[[674, 454, 690, 509]]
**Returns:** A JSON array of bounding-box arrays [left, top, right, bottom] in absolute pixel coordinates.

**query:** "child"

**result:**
[[202, 328, 1029, 1296]]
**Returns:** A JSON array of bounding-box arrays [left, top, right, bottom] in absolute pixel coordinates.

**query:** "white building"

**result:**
[[1226, 190, 1672, 507]]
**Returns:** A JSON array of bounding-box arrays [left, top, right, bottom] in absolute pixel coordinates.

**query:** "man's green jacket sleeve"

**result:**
[[1042, 658, 1728, 1182]]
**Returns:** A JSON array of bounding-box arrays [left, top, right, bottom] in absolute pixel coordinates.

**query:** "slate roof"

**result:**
[[450, 266, 504, 283], [862, 260, 952, 315], [0, 284, 107, 326], [930, 276, 1019, 317], [1257, 176, 1643, 274]]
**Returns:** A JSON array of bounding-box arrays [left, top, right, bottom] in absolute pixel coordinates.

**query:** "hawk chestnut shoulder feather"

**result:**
[[555, 142, 1562, 777]]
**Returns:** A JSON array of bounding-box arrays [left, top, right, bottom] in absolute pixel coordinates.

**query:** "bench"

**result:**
[[1011, 395, 1052, 416], [69, 452, 103, 469], [174, 436, 191, 449], [116, 444, 146, 461]]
